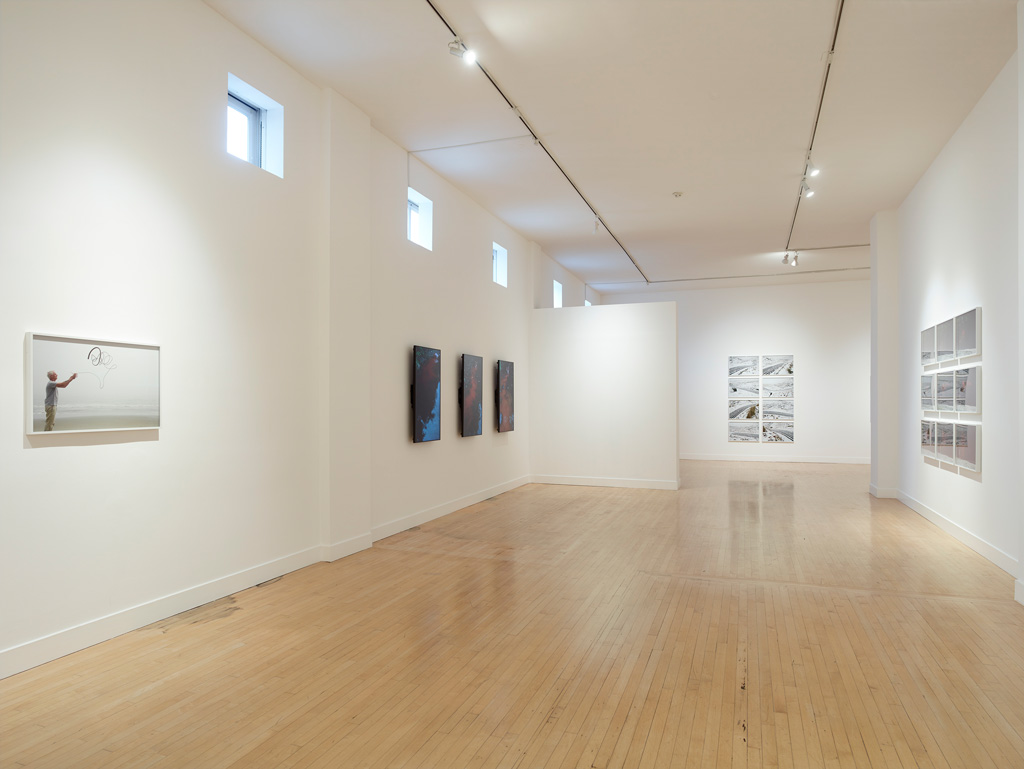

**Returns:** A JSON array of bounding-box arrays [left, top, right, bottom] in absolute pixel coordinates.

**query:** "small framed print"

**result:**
[[936, 318, 955, 362], [761, 355, 794, 376], [728, 356, 758, 377], [955, 308, 980, 358], [936, 373, 955, 411], [761, 377, 794, 398], [762, 422, 794, 443], [728, 400, 759, 420], [955, 423, 980, 472], [936, 422, 955, 462], [921, 326, 936, 365], [921, 375, 934, 409], [728, 378, 760, 398], [955, 367, 980, 413], [921, 420, 936, 457], [728, 422, 760, 442], [761, 399, 794, 421]]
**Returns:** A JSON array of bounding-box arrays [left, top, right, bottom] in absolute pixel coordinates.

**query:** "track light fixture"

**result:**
[[801, 181, 814, 198], [782, 252, 790, 266], [791, 252, 799, 267], [805, 158, 820, 177], [448, 37, 476, 64]]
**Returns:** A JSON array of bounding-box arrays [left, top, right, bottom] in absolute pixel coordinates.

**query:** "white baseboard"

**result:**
[[0, 546, 323, 679], [531, 474, 679, 491], [321, 532, 373, 562], [371, 476, 532, 542], [680, 453, 870, 465], [1016, 580, 1024, 607], [897, 492, 1018, 575], [868, 484, 900, 499]]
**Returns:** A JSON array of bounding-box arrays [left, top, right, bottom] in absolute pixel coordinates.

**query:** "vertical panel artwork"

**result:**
[[921, 326, 936, 365], [955, 367, 980, 413], [460, 354, 483, 437], [936, 318, 955, 362], [412, 345, 441, 443], [955, 308, 980, 357], [497, 360, 514, 433], [921, 420, 936, 456], [936, 422, 955, 462], [955, 423, 980, 471], [921, 375, 934, 409]]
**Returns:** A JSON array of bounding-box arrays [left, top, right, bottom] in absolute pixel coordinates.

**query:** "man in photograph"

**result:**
[[45, 370, 76, 431]]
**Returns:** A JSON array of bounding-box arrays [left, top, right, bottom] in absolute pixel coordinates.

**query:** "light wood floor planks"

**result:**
[[3, 462, 1024, 768]]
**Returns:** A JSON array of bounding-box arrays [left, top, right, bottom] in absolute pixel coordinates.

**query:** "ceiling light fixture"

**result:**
[[448, 37, 476, 64], [801, 182, 814, 198], [791, 252, 799, 267], [805, 158, 820, 177], [782, 252, 790, 266]]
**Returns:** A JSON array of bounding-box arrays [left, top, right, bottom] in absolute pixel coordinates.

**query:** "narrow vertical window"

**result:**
[[407, 188, 433, 250], [227, 94, 261, 165], [227, 73, 284, 178], [553, 280, 563, 308], [492, 242, 508, 287], [585, 299, 592, 307]]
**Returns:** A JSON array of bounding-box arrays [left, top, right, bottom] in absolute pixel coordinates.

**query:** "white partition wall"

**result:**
[[530, 303, 679, 490]]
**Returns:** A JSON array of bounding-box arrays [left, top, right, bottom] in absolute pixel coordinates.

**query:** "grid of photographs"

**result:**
[[921, 307, 981, 473], [727, 355, 794, 443]]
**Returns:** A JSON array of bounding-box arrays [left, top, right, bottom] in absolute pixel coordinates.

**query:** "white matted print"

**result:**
[[728, 378, 760, 398], [955, 423, 980, 471], [955, 308, 980, 357], [936, 318, 955, 362], [936, 422, 955, 462], [761, 377, 794, 398], [921, 326, 935, 365], [761, 355, 794, 376], [728, 400, 759, 420], [27, 333, 160, 434], [921, 375, 934, 409], [728, 422, 760, 442], [921, 420, 936, 457], [762, 422, 794, 443], [761, 399, 794, 420], [936, 373, 955, 411], [955, 367, 980, 413], [728, 356, 759, 377]]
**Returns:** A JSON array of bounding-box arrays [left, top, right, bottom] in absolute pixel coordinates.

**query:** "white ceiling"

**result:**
[[205, 0, 1017, 293]]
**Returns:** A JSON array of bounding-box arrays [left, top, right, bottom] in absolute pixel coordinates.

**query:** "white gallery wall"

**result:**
[[0, 0, 330, 675], [0, 0, 598, 676], [530, 303, 679, 489], [608, 282, 871, 463], [892, 50, 1020, 575]]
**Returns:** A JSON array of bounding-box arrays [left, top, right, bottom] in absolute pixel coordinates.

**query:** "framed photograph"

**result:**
[[761, 355, 794, 376], [955, 423, 980, 472], [955, 307, 980, 358], [921, 375, 935, 409], [921, 420, 936, 457], [936, 318, 955, 362], [728, 400, 759, 420], [412, 345, 441, 443], [460, 354, 483, 437], [27, 333, 159, 434], [728, 378, 760, 398], [762, 422, 794, 443], [936, 373, 955, 411], [921, 326, 936, 365], [728, 356, 758, 377], [728, 422, 759, 442], [761, 399, 794, 421], [936, 422, 955, 462], [496, 359, 514, 433], [761, 377, 794, 398], [955, 367, 980, 413]]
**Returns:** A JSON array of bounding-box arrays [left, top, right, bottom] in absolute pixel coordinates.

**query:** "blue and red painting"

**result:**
[[461, 354, 483, 437], [413, 345, 441, 442], [497, 359, 514, 433]]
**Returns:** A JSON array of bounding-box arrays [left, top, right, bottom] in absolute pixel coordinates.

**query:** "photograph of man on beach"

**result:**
[[30, 334, 159, 433]]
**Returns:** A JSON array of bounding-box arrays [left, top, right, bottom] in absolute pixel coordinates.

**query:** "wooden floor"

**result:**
[[4, 462, 1024, 768]]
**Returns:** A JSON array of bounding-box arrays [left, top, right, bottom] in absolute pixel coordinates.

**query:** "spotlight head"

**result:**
[[806, 161, 819, 177], [448, 38, 463, 57], [782, 253, 790, 265], [801, 182, 814, 198], [462, 49, 477, 65], [791, 253, 799, 267]]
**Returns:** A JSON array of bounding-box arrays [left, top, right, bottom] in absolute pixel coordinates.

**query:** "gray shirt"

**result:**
[[45, 380, 57, 408]]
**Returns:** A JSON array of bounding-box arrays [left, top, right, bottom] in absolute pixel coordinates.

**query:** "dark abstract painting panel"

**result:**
[[461, 354, 483, 437], [413, 345, 441, 442], [497, 360, 514, 433]]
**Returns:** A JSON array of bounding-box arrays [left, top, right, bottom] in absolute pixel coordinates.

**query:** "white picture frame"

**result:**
[[955, 423, 981, 472], [728, 400, 759, 420], [955, 367, 981, 414], [936, 422, 955, 463], [728, 422, 759, 442], [26, 333, 160, 435], [921, 420, 936, 457], [921, 326, 936, 365], [955, 307, 981, 358], [921, 375, 934, 409], [762, 422, 794, 443], [936, 318, 955, 362], [761, 355, 794, 376], [728, 356, 759, 377]]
